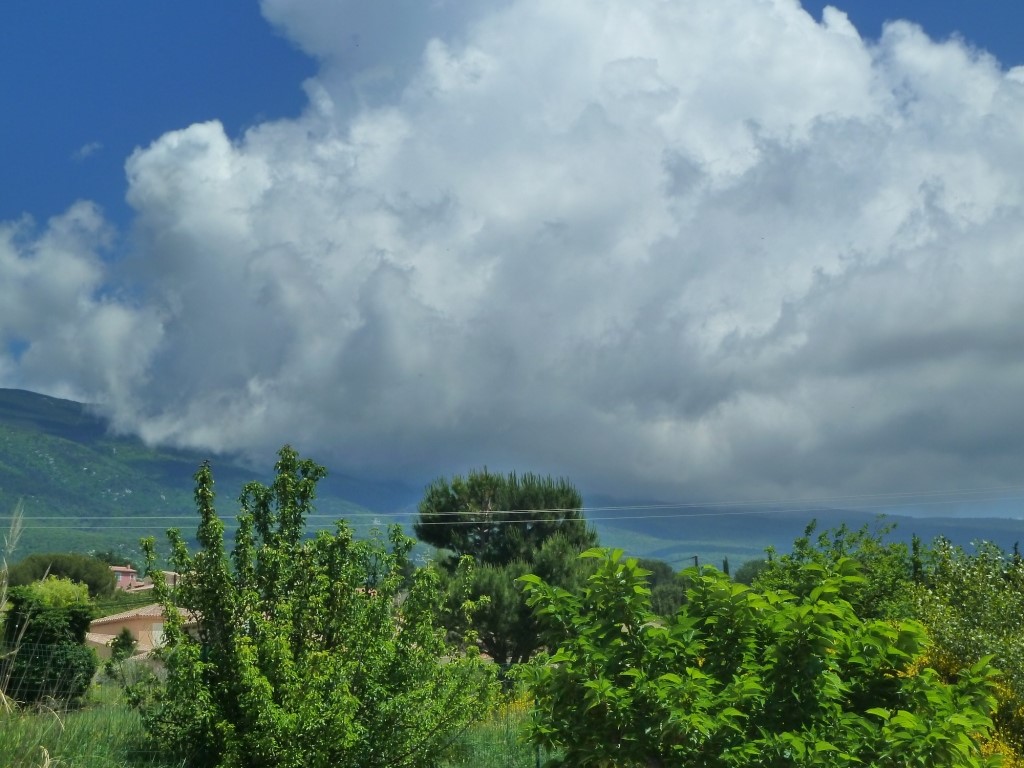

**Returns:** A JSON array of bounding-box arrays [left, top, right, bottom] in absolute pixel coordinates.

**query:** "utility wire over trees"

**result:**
[[414, 469, 598, 666], [414, 469, 596, 566]]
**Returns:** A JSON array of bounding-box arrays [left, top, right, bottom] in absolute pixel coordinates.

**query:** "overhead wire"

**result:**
[[12, 482, 1024, 521], [6, 483, 1024, 531]]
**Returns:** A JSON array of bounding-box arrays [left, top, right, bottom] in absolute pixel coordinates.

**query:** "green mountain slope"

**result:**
[[0, 389, 383, 557]]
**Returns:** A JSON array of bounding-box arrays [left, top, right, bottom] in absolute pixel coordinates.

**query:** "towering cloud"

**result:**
[[0, 204, 161, 405], [3, 0, 1024, 501]]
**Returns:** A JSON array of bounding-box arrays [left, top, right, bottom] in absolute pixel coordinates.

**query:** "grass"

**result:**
[[2, 499, 25, 715], [440, 694, 551, 768], [1, 501, 176, 768], [0, 684, 541, 768], [0, 685, 179, 768]]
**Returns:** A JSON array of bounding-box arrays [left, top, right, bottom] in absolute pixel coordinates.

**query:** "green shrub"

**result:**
[[1, 580, 97, 705], [754, 520, 912, 619], [1, 642, 97, 705], [912, 539, 1024, 758], [8, 552, 116, 598], [521, 549, 999, 767], [416, 469, 597, 667], [141, 446, 498, 768]]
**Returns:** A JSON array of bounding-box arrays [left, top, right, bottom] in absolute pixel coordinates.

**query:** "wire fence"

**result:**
[[0, 641, 98, 714]]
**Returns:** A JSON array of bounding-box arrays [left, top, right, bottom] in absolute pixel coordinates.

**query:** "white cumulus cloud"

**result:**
[[0, 203, 162, 404], [6, 0, 1024, 504]]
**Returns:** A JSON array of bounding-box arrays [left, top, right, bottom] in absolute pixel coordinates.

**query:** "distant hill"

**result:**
[[591, 501, 1024, 570], [0, 389, 415, 558], [2, 388, 1022, 569]]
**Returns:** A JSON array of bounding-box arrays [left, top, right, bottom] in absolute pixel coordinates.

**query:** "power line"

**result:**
[[7, 482, 1024, 524], [4, 480, 1024, 538], [8, 489, 1024, 531]]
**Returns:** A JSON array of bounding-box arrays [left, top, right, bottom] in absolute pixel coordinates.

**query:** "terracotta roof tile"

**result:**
[[90, 603, 197, 626]]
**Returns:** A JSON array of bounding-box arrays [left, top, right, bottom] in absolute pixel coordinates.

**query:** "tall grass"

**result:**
[[440, 693, 548, 768], [1, 682, 535, 768], [0, 685, 179, 768], [1, 502, 176, 767], [2, 498, 25, 714]]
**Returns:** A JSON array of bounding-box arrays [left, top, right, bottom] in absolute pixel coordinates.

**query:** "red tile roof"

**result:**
[[90, 603, 197, 627]]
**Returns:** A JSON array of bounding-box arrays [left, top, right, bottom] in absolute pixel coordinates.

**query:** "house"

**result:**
[[110, 565, 143, 591], [86, 604, 197, 660], [108, 565, 181, 593]]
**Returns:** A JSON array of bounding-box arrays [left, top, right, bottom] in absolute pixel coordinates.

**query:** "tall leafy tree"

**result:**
[[414, 469, 596, 568], [415, 470, 597, 666], [141, 446, 497, 768], [8, 551, 116, 598], [441, 532, 595, 666]]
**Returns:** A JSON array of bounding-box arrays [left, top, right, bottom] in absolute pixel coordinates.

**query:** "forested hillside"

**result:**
[[0, 389, 384, 555]]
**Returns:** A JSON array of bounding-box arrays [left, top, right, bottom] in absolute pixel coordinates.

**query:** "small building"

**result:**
[[108, 565, 180, 593], [86, 604, 197, 660], [110, 565, 143, 591]]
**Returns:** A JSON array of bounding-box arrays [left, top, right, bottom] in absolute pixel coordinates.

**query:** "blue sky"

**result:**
[[0, 2, 313, 229], [3, 0, 1024, 509], [4, 2, 1020, 231], [803, 1, 1023, 66]]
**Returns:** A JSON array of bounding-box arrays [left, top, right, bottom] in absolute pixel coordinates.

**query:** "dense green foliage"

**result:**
[[1, 579, 97, 704], [732, 557, 768, 585], [755, 520, 912, 619], [911, 539, 1024, 757], [415, 469, 596, 566], [141, 446, 497, 768], [637, 557, 689, 616], [417, 469, 598, 666], [110, 627, 138, 661], [4, 505, 1024, 767], [103, 626, 141, 682], [8, 551, 116, 597], [749, 520, 1024, 762], [13, 574, 92, 607], [440, 532, 597, 665], [521, 549, 1000, 768]]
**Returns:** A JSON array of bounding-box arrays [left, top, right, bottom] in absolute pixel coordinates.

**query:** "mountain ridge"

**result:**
[[1, 388, 1022, 567], [0, 388, 402, 557]]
